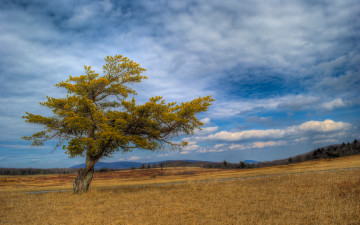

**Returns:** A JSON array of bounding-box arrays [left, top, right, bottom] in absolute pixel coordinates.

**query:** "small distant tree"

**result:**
[[239, 161, 246, 168], [23, 54, 214, 194], [159, 162, 164, 170], [222, 160, 228, 168], [288, 157, 293, 164]]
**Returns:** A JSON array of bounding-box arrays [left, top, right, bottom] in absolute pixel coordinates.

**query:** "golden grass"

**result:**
[[2, 154, 360, 192], [1, 155, 360, 224]]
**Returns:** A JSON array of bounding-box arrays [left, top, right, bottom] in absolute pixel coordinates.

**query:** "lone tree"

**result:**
[[23, 54, 214, 194]]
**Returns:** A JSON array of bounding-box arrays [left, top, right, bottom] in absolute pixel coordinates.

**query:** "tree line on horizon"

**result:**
[[143, 139, 360, 169]]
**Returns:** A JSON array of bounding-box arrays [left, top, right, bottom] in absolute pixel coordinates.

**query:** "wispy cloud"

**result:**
[[322, 98, 348, 111], [229, 141, 287, 151], [183, 145, 200, 151], [194, 126, 218, 135], [200, 118, 211, 125], [197, 148, 225, 154], [117, 156, 144, 161], [313, 139, 338, 144], [0, 144, 52, 150], [210, 95, 355, 118]]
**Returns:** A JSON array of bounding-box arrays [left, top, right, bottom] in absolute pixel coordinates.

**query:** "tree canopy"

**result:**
[[23, 54, 214, 158]]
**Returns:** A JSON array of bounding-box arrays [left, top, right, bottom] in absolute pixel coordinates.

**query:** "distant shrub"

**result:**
[[239, 161, 246, 168], [222, 160, 228, 168]]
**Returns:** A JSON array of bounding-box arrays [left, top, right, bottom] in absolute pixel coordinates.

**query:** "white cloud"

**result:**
[[229, 141, 287, 150], [210, 94, 357, 118], [322, 98, 348, 110], [200, 129, 286, 141], [0, 144, 52, 150], [180, 151, 190, 154], [294, 137, 309, 142], [252, 141, 287, 149], [313, 132, 347, 140], [183, 144, 200, 151], [211, 97, 284, 117], [210, 95, 324, 118], [200, 118, 211, 125], [185, 141, 197, 145], [299, 120, 351, 132], [214, 144, 226, 149], [313, 139, 338, 144], [197, 148, 225, 153], [278, 95, 321, 111], [229, 144, 245, 150], [195, 126, 218, 135], [117, 156, 142, 161], [129, 156, 142, 161], [197, 120, 351, 142]]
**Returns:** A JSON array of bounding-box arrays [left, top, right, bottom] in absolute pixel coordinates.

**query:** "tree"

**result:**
[[222, 160, 228, 168], [159, 162, 164, 170], [239, 161, 246, 168], [23, 54, 214, 194]]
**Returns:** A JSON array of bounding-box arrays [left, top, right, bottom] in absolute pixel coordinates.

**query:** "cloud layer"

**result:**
[[0, 0, 359, 167], [179, 120, 353, 155], [199, 120, 351, 142]]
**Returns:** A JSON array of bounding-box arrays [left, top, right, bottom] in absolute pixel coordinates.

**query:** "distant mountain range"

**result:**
[[70, 159, 258, 169], [69, 160, 211, 169], [70, 161, 143, 169], [243, 160, 258, 164]]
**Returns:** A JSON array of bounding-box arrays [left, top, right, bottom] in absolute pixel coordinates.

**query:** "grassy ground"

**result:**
[[1, 155, 360, 224]]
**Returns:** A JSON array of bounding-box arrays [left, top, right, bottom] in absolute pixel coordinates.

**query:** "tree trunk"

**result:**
[[73, 167, 94, 194], [73, 155, 98, 194]]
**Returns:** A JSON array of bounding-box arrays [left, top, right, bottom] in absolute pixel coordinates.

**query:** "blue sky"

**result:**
[[0, 0, 359, 168]]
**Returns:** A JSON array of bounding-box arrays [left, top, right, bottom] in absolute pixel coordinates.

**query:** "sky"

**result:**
[[0, 0, 359, 168]]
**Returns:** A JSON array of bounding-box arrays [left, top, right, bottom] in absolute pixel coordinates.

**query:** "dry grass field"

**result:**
[[1, 155, 360, 224]]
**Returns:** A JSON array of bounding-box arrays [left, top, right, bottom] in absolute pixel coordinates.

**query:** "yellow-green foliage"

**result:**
[[22, 54, 214, 159]]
